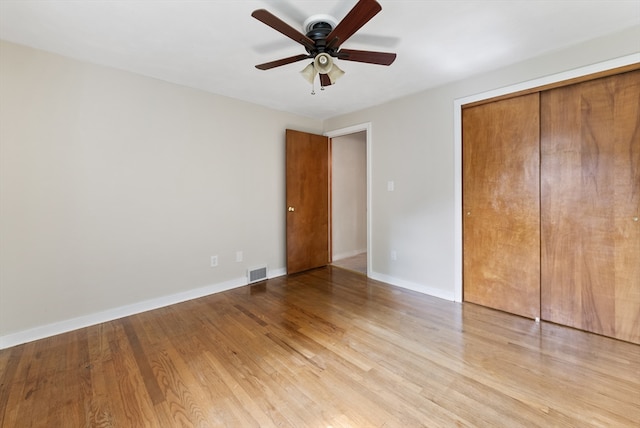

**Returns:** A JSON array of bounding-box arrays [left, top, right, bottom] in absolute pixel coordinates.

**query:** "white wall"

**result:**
[[331, 131, 367, 260], [0, 40, 322, 346], [323, 26, 640, 301]]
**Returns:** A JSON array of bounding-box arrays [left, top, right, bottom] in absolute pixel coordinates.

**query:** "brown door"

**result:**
[[541, 70, 640, 343], [286, 129, 330, 274], [462, 93, 541, 319]]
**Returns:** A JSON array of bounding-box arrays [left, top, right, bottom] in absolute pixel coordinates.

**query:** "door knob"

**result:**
[[288, 206, 295, 212]]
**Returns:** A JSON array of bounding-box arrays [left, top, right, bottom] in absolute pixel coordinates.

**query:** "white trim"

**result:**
[[268, 267, 287, 278], [453, 53, 640, 303], [0, 269, 287, 349], [325, 122, 373, 277], [332, 249, 367, 261], [325, 123, 371, 138], [453, 105, 463, 302], [369, 272, 455, 302]]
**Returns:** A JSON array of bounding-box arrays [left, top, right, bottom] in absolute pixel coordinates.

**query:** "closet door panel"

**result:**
[[613, 71, 640, 343], [463, 93, 541, 319], [541, 70, 640, 343]]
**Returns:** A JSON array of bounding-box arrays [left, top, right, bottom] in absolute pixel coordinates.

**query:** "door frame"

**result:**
[[453, 53, 640, 303], [325, 122, 372, 277]]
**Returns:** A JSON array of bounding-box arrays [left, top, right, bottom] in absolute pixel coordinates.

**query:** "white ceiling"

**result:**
[[1, 0, 638, 119]]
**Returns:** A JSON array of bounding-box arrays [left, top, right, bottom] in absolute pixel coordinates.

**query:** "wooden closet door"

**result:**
[[463, 93, 541, 319], [541, 70, 640, 344]]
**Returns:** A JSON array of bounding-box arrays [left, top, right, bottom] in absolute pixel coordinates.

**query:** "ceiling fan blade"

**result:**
[[326, 0, 382, 50], [252, 9, 315, 51], [256, 54, 310, 70], [337, 49, 396, 66], [319, 74, 332, 87]]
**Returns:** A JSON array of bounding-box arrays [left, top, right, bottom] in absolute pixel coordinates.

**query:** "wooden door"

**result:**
[[463, 93, 541, 319], [541, 70, 640, 343], [286, 129, 330, 274]]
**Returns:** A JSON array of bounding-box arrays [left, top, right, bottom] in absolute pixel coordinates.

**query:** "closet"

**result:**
[[463, 68, 640, 344]]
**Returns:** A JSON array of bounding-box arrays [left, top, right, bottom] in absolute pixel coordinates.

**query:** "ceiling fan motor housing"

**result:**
[[303, 15, 338, 56]]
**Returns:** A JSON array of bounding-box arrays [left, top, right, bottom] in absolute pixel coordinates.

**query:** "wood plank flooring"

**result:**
[[1, 266, 639, 427]]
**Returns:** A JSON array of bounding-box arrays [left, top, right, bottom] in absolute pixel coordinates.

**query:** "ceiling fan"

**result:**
[[251, 0, 396, 90]]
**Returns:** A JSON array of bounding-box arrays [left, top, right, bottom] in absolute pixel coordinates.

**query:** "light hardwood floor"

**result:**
[[1, 266, 638, 427]]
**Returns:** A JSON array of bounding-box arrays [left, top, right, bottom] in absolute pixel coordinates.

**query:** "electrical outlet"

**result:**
[[210, 255, 218, 267], [236, 251, 243, 262], [391, 250, 397, 261]]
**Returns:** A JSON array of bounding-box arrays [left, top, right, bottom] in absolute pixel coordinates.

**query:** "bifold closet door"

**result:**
[[463, 93, 541, 319], [541, 70, 640, 344]]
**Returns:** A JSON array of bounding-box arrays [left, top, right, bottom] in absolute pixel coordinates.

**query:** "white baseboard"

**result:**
[[369, 271, 455, 302], [268, 267, 286, 278], [332, 249, 366, 261], [0, 268, 287, 350]]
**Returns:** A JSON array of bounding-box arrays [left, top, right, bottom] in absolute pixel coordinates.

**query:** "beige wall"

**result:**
[[331, 131, 367, 260], [0, 40, 321, 342], [324, 26, 640, 299]]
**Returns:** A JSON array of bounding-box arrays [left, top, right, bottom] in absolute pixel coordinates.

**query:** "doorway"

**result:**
[[326, 124, 371, 276]]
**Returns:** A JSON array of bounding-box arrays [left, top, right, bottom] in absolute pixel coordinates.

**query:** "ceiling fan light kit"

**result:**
[[251, 0, 396, 94], [314, 53, 333, 74], [300, 62, 318, 85], [327, 63, 345, 83]]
